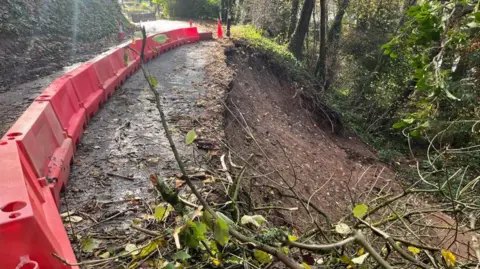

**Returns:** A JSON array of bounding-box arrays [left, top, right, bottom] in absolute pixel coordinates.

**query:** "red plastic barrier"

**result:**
[[0, 28, 207, 269], [2, 101, 74, 207], [184, 27, 200, 43], [131, 38, 157, 61], [36, 76, 87, 145], [92, 55, 121, 100], [109, 47, 138, 81], [0, 141, 77, 269], [67, 63, 104, 119]]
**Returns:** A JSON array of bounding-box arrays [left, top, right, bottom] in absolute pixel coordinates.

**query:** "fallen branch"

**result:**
[[358, 218, 430, 269], [107, 172, 135, 181], [131, 224, 161, 237]]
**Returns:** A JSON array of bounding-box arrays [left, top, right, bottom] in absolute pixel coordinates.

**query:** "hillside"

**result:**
[[0, 0, 129, 89]]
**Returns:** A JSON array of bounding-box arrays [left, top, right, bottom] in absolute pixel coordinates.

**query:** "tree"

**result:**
[[287, 0, 300, 39], [319, 0, 350, 91], [314, 0, 327, 87], [288, 0, 315, 59]]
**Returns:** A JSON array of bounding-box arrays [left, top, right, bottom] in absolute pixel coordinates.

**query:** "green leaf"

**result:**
[[138, 239, 166, 258], [189, 221, 207, 241], [214, 215, 230, 246], [186, 129, 197, 145], [182, 228, 200, 248], [403, 118, 415, 124], [81, 238, 100, 253], [150, 76, 158, 87], [389, 52, 398, 59], [410, 129, 421, 137], [473, 12, 480, 22], [339, 255, 352, 264], [352, 204, 369, 218], [253, 249, 272, 264], [155, 204, 173, 222], [153, 34, 169, 44], [216, 211, 235, 225], [288, 235, 298, 242], [164, 263, 175, 269], [99, 252, 110, 259], [301, 262, 312, 269], [392, 121, 406, 129], [173, 250, 191, 261], [240, 215, 267, 227], [202, 210, 214, 228], [335, 223, 352, 235]]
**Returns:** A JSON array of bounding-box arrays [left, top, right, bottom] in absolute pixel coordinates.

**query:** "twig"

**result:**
[[354, 230, 394, 269], [357, 218, 430, 269], [107, 172, 135, 181], [220, 154, 233, 183], [470, 214, 480, 268], [254, 206, 299, 211], [287, 231, 393, 269], [131, 224, 161, 237], [287, 236, 355, 251], [78, 210, 130, 233], [392, 237, 440, 252], [228, 150, 243, 169]]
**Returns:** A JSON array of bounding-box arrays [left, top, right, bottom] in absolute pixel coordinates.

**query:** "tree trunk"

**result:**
[[352, 0, 417, 106], [322, 0, 350, 91], [287, 0, 300, 39], [314, 0, 327, 87], [288, 0, 315, 59]]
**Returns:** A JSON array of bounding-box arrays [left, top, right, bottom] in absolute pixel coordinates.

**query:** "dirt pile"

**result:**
[[224, 45, 476, 260], [0, 0, 129, 89], [224, 45, 399, 229]]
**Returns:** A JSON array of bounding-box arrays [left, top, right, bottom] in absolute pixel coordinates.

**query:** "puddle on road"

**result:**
[[61, 42, 213, 238]]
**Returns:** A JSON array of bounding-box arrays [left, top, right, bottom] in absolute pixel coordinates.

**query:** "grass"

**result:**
[[231, 25, 313, 83], [123, 2, 155, 13]]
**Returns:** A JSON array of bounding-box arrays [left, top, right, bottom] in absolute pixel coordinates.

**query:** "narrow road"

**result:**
[[0, 20, 203, 137], [61, 40, 220, 258]]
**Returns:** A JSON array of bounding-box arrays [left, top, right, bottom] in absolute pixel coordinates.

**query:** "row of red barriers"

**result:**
[[0, 27, 205, 269]]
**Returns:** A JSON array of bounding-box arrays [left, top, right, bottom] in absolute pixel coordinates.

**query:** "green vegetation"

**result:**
[[231, 25, 312, 82], [155, 0, 220, 19], [0, 0, 127, 41], [123, 2, 156, 14]]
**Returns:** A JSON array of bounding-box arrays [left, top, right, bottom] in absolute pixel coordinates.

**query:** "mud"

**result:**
[[224, 48, 398, 230]]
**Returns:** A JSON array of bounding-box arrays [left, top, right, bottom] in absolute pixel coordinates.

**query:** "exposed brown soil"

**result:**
[[223, 45, 477, 262], [224, 46, 398, 231]]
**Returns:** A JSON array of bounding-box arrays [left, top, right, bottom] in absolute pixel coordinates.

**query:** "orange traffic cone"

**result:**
[[217, 19, 223, 39]]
